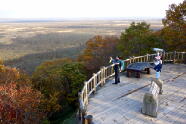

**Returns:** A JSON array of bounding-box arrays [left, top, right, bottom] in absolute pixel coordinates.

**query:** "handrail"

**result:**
[[78, 51, 186, 122]]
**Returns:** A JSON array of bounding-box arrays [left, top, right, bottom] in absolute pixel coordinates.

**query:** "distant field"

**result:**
[[0, 20, 163, 74]]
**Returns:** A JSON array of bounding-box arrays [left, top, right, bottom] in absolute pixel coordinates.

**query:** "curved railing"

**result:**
[[78, 51, 186, 122]]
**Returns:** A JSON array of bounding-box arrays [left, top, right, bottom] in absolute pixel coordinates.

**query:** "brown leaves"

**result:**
[[0, 65, 20, 84], [78, 35, 119, 76], [0, 65, 45, 124]]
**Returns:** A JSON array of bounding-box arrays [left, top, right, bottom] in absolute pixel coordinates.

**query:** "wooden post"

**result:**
[[162, 52, 165, 64], [100, 67, 106, 86], [82, 109, 87, 124], [100, 67, 104, 87], [105, 67, 107, 79], [146, 54, 149, 62], [112, 64, 114, 75], [181, 52, 184, 61], [84, 81, 88, 105], [173, 51, 176, 63], [93, 73, 96, 94], [84, 115, 93, 124], [103, 67, 106, 84], [100, 67, 103, 87], [167, 53, 169, 61]]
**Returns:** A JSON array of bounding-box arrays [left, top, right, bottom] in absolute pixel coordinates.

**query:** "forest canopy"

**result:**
[[161, 0, 186, 51], [32, 58, 86, 122], [0, 64, 46, 124]]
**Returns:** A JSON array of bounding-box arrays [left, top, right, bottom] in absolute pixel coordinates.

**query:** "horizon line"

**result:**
[[0, 17, 163, 23]]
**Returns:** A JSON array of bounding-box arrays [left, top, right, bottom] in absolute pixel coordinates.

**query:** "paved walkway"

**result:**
[[87, 64, 186, 124]]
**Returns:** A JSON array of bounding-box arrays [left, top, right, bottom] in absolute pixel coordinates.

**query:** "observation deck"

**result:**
[[86, 64, 186, 124]]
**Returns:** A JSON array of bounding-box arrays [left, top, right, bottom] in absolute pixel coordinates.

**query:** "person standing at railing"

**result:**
[[154, 56, 162, 79], [109, 56, 122, 84]]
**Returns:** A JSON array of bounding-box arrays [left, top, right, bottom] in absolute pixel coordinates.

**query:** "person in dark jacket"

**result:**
[[154, 56, 162, 79], [110, 56, 121, 84]]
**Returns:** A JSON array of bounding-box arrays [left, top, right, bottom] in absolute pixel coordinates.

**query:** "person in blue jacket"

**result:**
[[110, 56, 122, 84]]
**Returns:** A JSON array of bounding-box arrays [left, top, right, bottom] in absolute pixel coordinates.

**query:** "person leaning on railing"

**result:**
[[109, 56, 122, 84]]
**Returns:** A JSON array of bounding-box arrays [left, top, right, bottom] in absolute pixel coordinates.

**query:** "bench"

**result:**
[[142, 81, 160, 117], [126, 62, 151, 78]]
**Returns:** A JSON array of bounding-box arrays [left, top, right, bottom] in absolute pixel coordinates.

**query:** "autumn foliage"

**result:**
[[32, 58, 86, 119], [78, 35, 120, 76], [0, 65, 45, 124], [161, 0, 186, 51]]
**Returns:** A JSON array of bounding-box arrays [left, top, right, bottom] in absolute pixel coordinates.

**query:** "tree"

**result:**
[[0, 65, 45, 124], [78, 35, 120, 76], [118, 22, 163, 57], [161, 0, 186, 51], [32, 58, 86, 118]]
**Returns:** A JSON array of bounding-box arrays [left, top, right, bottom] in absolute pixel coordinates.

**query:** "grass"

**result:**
[[0, 20, 162, 74]]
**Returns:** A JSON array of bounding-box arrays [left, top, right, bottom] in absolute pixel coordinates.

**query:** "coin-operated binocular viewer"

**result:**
[[152, 48, 164, 57]]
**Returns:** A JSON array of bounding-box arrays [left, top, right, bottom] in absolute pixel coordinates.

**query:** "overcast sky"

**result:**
[[0, 0, 183, 19]]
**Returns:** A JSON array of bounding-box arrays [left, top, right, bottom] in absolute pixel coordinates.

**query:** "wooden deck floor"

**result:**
[[86, 64, 186, 124]]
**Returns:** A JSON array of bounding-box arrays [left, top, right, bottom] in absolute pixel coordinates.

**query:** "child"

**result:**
[[154, 56, 162, 79]]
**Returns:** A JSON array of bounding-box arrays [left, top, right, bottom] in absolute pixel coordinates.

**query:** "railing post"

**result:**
[[93, 73, 96, 94], [162, 52, 165, 64], [111, 64, 114, 75], [173, 51, 176, 63], [181, 52, 185, 62], [100, 66, 105, 87], [82, 109, 87, 124], [167, 52, 170, 61], [103, 67, 106, 84], [104, 67, 107, 79], [84, 115, 93, 124], [84, 81, 88, 105], [129, 58, 131, 64], [146, 54, 149, 62]]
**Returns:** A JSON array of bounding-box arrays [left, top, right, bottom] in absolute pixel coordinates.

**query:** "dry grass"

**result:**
[[0, 20, 162, 74]]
